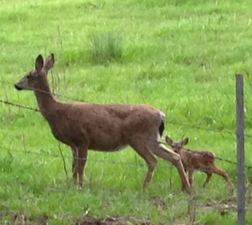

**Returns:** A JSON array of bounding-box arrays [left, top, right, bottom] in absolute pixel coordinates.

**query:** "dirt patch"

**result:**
[[202, 197, 237, 216], [75, 215, 150, 225], [12, 213, 48, 225], [150, 197, 167, 210]]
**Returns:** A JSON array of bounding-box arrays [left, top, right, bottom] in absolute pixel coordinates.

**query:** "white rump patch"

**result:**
[[159, 111, 166, 119]]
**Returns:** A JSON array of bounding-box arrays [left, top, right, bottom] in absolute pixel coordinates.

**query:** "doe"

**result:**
[[165, 136, 231, 188], [14, 54, 190, 192]]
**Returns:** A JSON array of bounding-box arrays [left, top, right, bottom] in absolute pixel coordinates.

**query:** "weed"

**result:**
[[88, 31, 122, 64]]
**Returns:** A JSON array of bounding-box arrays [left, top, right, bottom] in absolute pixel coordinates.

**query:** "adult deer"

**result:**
[[165, 136, 231, 188], [14, 54, 190, 192]]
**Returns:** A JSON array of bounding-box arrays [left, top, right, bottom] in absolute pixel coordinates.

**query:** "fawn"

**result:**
[[165, 136, 231, 188]]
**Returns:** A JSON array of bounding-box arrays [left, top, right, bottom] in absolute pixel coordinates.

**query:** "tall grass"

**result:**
[[88, 31, 122, 64], [0, 0, 252, 224]]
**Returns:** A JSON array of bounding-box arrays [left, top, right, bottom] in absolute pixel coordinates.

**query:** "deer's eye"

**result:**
[[27, 73, 32, 79]]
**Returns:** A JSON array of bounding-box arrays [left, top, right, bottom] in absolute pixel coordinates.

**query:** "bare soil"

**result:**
[[75, 215, 150, 225]]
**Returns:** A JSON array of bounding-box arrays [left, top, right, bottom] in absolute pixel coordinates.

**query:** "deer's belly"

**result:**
[[90, 143, 128, 152], [88, 134, 128, 151], [50, 123, 127, 151]]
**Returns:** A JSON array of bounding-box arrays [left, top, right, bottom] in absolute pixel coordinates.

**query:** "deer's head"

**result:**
[[165, 136, 189, 153], [15, 54, 54, 91]]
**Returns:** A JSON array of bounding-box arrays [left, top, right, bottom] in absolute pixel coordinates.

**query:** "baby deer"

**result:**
[[165, 136, 231, 188]]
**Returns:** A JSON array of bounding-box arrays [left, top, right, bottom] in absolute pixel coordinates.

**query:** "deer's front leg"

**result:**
[[71, 146, 78, 183], [75, 146, 88, 186]]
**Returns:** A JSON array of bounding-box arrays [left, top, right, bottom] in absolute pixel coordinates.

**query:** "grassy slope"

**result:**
[[0, 0, 252, 224]]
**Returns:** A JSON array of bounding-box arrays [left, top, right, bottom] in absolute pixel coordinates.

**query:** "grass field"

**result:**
[[1, 0, 252, 224]]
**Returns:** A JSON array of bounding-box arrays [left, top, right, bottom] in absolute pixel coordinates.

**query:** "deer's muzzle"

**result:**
[[14, 84, 23, 90]]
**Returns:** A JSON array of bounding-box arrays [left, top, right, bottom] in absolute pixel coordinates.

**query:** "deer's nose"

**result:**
[[14, 84, 22, 90]]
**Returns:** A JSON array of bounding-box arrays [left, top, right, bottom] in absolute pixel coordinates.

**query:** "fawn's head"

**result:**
[[165, 136, 189, 153], [15, 54, 54, 91]]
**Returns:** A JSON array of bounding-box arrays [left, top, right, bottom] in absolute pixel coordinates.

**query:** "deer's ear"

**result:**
[[44, 53, 55, 71], [183, 137, 189, 145], [165, 136, 173, 146], [35, 54, 44, 72]]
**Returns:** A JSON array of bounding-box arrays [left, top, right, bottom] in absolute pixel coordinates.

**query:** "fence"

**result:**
[[0, 75, 251, 225], [0, 143, 250, 225]]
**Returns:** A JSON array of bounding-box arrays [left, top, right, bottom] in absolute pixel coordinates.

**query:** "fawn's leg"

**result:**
[[212, 165, 231, 185], [188, 169, 194, 186], [203, 172, 212, 188]]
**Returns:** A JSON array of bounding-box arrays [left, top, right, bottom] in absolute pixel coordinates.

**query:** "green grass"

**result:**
[[1, 0, 252, 224], [88, 31, 122, 64]]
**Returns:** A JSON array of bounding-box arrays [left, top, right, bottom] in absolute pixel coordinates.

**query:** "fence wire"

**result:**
[[2, 97, 252, 138], [1, 144, 252, 170], [1, 78, 252, 169], [1, 77, 252, 224], [1, 78, 252, 135]]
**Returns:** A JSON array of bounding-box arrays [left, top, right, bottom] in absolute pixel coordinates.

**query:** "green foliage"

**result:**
[[0, 0, 252, 224], [200, 212, 236, 225], [88, 31, 122, 64]]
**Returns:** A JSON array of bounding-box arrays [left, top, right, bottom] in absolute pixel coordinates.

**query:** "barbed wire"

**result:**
[[1, 143, 252, 169], [2, 97, 252, 140], [0, 34, 251, 225], [167, 119, 235, 136], [1, 78, 252, 170], [1, 141, 251, 224], [0, 145, 146, 168], [1, 78, 252, 136], [214, 156, 250, 168], [0, 79, 82, 102], [0, 175, 251, 225], [0, 99, 39, 112], [1, 93, 252, 170]]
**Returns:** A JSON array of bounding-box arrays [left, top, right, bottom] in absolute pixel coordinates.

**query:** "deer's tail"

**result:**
[[159, 112, 165, 137]]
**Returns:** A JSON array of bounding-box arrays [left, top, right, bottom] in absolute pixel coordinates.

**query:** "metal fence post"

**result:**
[[236, 74, 245, 225]]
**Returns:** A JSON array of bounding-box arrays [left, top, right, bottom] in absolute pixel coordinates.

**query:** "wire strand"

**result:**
[[1, 145, 251, 169]]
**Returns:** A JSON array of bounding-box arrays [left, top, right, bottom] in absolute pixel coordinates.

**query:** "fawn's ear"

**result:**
[[44, 53, 55, 71], [165, 136, 173, 146], [35, 54, 44, 73], [182, 137, 189, 145]]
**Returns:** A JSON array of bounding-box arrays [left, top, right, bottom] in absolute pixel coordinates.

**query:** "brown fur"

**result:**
[[14, 54, 190, 192], [165, 136, 231, 188]]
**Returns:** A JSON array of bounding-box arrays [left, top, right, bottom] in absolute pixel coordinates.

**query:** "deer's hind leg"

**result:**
[[150, 142, 190, 193], [130, 142, 157, 188]]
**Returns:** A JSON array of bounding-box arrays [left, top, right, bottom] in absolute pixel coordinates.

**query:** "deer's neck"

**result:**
[[34, 79, 58, 119]]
